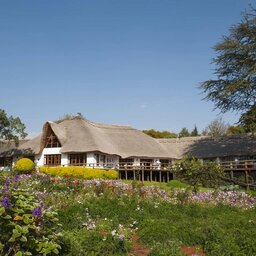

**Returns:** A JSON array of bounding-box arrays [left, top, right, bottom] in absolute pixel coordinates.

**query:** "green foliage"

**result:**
[[142, 129, 178, 138], [239, 105, 256, 133], [167, 180, 190, 189], [201, 8, 256, 129], [0, 177, 62, 255], [0, 109, 27, 146], [173, 157, 224, 192], [190, 125, 199, 136], [226, 125, 245, 135], [179, 127, 190, 138], [39, 166, 118, 180], [2, 173, 255, 255], [14, 158, 35, 174]]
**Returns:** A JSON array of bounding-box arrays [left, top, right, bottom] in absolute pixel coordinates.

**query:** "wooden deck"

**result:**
[[117, 160, 256, 186], [64, 160, 256, 186]]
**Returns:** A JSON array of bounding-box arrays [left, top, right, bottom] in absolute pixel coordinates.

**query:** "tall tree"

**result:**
[[200, 8, 256, 129], [190, 125, 199, 136], [0, 109, 27, 145]]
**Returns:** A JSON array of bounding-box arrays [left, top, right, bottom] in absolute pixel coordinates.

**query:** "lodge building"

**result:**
[[0, 116, 256, 182]]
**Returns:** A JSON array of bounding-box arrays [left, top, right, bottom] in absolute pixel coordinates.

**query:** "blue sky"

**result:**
[[0, 0, 253, 136]]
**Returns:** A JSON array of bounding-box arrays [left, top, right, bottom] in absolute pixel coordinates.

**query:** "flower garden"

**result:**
[[1, 169, 256, 255]]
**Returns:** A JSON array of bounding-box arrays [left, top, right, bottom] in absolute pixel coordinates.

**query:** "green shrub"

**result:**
[[173, 157, 224, 192], [39, 166, 118, 180], [14, 158, 35, 173], [0, 176, 62, 255]]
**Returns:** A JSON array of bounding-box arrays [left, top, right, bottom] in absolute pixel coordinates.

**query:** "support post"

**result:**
[[125, 170, 128, 180], [245, 170, 249, 191], [150, 170, 152, 182], [133, 170, 136, 180], [142, 170, 144, 182], [159, 171, 162, 182]]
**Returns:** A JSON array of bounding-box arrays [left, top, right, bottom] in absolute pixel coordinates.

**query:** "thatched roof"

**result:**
[[156, 134, 256, 159], [0, 139, 31, 157], [18, 135, 42, 155], [25, 117, 170, 159]]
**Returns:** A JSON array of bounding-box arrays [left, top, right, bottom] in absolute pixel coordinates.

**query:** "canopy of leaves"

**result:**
[[179, 127, 190, 138], [142, 129, 178, 138], [238, 105, 256, 133], [0, 109, 27, 145], [201, 8, 256, 117]]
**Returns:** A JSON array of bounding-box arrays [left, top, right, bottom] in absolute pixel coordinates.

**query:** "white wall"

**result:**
[[87, 153, 97, 166], [61, 153, 68, 166], [106, 155, 119, 167]]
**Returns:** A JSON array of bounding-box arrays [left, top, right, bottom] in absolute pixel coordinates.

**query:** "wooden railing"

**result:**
[[219, 159, 256, 171], [66, 160, 256, 172]]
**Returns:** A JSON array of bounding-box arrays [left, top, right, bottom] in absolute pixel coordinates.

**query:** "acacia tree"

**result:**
[[201, 8, 256, 130], [0, 109, 27, 145]]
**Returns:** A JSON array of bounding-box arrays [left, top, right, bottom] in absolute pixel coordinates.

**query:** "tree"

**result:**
[[143, 129, 177, 138], [173, 157, 224, 192], [238, 105, 256, 133], [226, 125, 245, 135], [0, 109, 27, 145], [201, 8, 256, 129], [203, 117, 229, 137], [179, 127, 190, 138], [190, 125, 199, 136]]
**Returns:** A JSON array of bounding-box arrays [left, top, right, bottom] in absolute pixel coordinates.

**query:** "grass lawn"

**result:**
[[1, 173, 256, 256]]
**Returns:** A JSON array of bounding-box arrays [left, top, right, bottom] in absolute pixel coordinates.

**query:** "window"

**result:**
[[44, 154, 61, 166], [0, 157, 12, 167], [69, 154, 87, 166], [45, 128, 61, 148]]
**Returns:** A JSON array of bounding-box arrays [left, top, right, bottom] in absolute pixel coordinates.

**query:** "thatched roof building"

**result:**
[[1, 117, 256, 166], [18, 117, 170, 159]]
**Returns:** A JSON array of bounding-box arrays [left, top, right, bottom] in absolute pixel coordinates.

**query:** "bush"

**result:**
[[0, 175, 62, 255], [14, 158, 35, 173], [39, 166, 118, 180], [173, 157, 224, 192]]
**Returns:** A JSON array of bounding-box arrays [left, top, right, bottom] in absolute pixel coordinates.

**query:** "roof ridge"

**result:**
[[82, 118, 134, 130]]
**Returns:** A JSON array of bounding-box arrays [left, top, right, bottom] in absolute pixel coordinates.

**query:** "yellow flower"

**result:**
[[13, 215, 23, 221]]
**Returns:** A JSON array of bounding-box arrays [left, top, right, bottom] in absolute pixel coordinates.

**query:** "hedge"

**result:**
[[39, 166, 118, 180]]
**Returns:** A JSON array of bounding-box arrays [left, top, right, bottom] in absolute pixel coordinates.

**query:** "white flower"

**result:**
[[111, 230, 116, 236]]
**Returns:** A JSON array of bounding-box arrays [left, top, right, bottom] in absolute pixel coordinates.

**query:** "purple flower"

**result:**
[[2, 197, 11, 208], [32, 206, 42, 216]]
